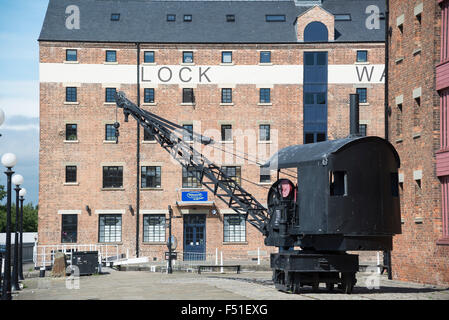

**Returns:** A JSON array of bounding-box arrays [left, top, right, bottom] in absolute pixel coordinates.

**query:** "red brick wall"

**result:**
[[389, 0, 449, 286], [39, 41, 385, 261]]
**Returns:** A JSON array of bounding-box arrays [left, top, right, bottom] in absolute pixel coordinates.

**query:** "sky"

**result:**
[[0, 0, 49, 205]]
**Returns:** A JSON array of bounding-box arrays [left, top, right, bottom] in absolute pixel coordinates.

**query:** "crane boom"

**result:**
[[114, 91, 269, 235]]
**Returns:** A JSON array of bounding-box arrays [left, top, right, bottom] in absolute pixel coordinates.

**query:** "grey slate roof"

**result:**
[[263, 136, 399, 169], [39, 0, 385, 43]]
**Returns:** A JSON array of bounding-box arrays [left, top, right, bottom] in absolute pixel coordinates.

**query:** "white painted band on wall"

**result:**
[[40, 63, 385, 85]]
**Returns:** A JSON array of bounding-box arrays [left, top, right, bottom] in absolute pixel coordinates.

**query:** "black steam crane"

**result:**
[[114, 92, 401, 294]]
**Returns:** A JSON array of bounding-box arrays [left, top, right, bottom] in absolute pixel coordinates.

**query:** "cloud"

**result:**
[[0, 81, 39, 118]]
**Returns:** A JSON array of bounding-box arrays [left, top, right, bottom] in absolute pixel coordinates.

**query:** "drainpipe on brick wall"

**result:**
[[385, 0, 390, 141], [136, 42, 141, 258]]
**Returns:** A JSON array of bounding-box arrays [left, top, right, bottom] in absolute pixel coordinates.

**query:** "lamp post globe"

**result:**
[[1, 153, 17, 168], [12, 174, 24, 186], [0, 108, 5, 127], [19, 188, 27, 197]]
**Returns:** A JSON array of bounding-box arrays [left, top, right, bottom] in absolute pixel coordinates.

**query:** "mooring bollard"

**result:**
[[39, 267, 45, 278]]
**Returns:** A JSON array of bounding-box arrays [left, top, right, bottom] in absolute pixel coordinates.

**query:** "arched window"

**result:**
[[304, 21, 329, 42]]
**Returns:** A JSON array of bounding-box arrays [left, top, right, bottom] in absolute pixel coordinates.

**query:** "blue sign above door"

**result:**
[[181, 191, 208, 202]]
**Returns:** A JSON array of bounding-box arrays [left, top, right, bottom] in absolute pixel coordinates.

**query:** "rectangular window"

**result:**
[[222, 51, 232, 63], [260, 88, 271, 103], [221, 124, 232, 141], [144, 51, 155, 63], [99, 214, 122, 243], [61, 214, 77, 243], [167, 14, 176, 22], [356, 88, 367, 103], [65, 124, 77, 141], [357, 50, 368, 62], [144, 88, 155, 103], [66, 49, 77, 62], [223, 215, 246, 242], [259, 124, 271, 141], [266, 15, 286, 22], [144, 129, 155, 141], [65, 166, 77, 183], [105, 124, 117, 141], [105, 88, 117, 103], [66, 87, 77, 102], [141, 166, 161, 188], [260, 167, 271, 184], [182, 166, 201, 188], [143, 215, 166, 242], [182, 88, 195, 103], [182, 124, 193, 141], [183, 51, 194, 63], [260, 51, 271, 63], [111, 13, 120, 21], [106, 50, 117, 62], [330, 171, 348, 196], [335, 14, 351, 21], [221, 88, 232, 103], [103, 166, 123, 188], [396, 104, 403, 136], [184, 15, 192, 22], [359, 124, 367, 137], [221, 166, 241, 185], [226, 15, 235, 22]]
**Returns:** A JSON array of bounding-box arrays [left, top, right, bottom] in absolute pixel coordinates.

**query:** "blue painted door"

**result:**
[[183, 214, 206, 261], [304, 52, 328, 144]]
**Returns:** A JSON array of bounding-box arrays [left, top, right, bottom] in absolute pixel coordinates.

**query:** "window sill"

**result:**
[[103, 140, 118, 144], [355, 62, 370, 65], [64, 60, 79, 64], [220, 141, 233, 144], [181, 62, 195, 66], [64, 102, 79, 105], [220, 63, 235, 66], [359, 102, 370, 106], [142, 103, 157, 106], [223, 242, 248, 245], [257, 103, 272, 106], [258, 140, 272, 144], [141, 188, 164, 191], [181, 188, 204, 191], [258, 63, 273, 66], [180, 103, 195, 106], [104, 62, 118, 65], [98, 242, 123, 245], [437, 238, 449, 245], [104, 102, 116, 106], [101, 188, 125, 191], [395, 138, 403, 143], [142, 140, 157, 144], [413, 48, 422, 56], [220, 103, 234, 106], [64, 182, 79, 186], [413, 133, 422, 139], [395, 57, 404, 64], [142, 242, 166, 245], [142, 62, 157, 66], [64, 140, 79, 144], [258, 182, 272, 186]]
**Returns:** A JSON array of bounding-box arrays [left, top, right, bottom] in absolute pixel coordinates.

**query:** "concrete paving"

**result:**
[[13, 268, 449, 300]]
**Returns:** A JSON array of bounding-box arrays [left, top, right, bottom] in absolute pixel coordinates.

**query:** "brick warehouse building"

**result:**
[[38, 0, 386, 263], [388, 0, 449, 285]]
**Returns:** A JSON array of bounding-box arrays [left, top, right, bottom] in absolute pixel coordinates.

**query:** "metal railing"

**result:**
[[34, 244, 122, 270]]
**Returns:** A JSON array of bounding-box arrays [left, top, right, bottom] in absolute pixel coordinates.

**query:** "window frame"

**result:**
[[357, 50, 368, 63], [259, 124, 271, 141], [356, 88, 368, 103], [182, 51, 194, 64], [221, 166, 241, 185], [65, 87, 77, 102], [105, 124, 117, 142], [167, 14, 176, 22], [265, 15, 286, 22], [105, 88, 117, 103], [111, 13, 120, 21], [102, 166, 123, 189], [98, 214, 122, 243], [144, 51, 155, 63], [223, 214, 247, 243], [141, 166, 162, 189], [221, 88, 232, 104], [66, 49, 78, 62], [105, 50, 117, 62], [260, 51, 271, 63], [61, 214, 78, 243], [226, 14, 235, 22], [182, 166, 202, 188], [65, 165, 77, 183], [144, 88, 155, 103], [183, 14, 192, 22], [221, 51, 233, 64], [182, 88, 195, 104], [143, 214, 166, 243], [221, 124, 232, 142], [182, 124, 194, 141], [259, 88, 271, 104], [65, 124, 78, 141]]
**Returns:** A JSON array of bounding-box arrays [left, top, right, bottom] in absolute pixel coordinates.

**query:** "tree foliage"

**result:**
[[0, 185, 38, 232]]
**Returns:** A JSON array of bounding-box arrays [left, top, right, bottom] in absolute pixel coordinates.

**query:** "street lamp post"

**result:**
[[167, 206, 173, 274], [18, 188, 27, 281], [1, 153, 17, 300], [11, 174, 23, 292]]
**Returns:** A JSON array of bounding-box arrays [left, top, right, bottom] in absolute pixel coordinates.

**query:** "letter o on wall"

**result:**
[[304, 21, 329, 42]]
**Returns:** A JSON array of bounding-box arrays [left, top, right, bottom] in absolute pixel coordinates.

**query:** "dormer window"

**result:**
[[167, 14, 176, 22], [334, 14, 351, 21], [266, 15, 286, 22], [184, 15, 192, 22], [226, 15, 235, 22], [111, 14, 120, 21]]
